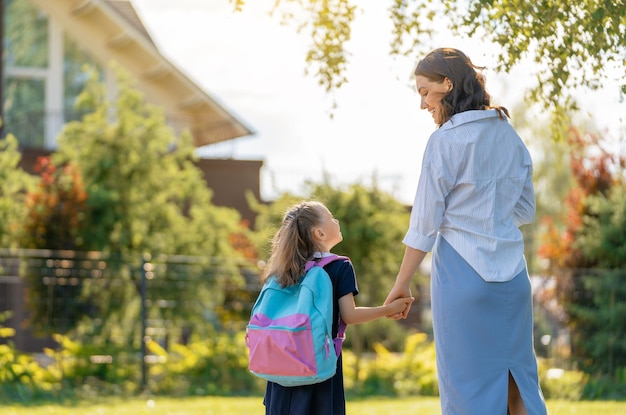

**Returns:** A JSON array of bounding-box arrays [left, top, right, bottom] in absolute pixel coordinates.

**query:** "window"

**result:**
[[2, 0, 102, 149], [3, 0, 48, 147], [4, 0, 48, 68], [64, 35, 101, 123], [3, 78, 45, 147]]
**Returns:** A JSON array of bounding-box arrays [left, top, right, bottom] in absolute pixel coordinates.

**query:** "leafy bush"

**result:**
[[537, 362, 587, 400], [581, 371, 626, 400], [0, 326, 62, 402], [345, 332, 438, 397], [4, 323, 614, 402], [45, 334, 141, 397], [147, 332, 263, 396]]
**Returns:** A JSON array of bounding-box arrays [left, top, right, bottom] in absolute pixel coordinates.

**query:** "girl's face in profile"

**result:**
[[415, 75, 450, 125], [315, 205, 343, 251]]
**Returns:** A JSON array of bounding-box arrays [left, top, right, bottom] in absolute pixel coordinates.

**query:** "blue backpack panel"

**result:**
[[246, 255, 348, 387]]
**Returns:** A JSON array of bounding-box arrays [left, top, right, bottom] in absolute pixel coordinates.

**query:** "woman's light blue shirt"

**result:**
[[403, 109, 535, 282]]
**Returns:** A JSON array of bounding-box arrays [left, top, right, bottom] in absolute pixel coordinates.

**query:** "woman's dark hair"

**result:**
[[415, 48, 509, 126]]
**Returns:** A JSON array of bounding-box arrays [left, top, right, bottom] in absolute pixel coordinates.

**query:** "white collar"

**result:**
[[313, 251, 333, 258]]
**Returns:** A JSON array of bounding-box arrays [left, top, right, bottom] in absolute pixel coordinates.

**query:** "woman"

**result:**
[[385, 48, 547, 415]]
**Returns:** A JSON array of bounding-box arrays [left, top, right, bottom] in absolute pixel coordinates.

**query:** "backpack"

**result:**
[[245, 254, 349, 387]]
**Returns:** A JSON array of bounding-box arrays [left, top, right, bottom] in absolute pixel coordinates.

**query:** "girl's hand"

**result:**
[[387, 296, 414, 318], [385, 283, 413, 319]]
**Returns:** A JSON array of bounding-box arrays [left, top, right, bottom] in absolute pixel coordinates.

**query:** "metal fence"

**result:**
[[0, 248, 262, 389], [1, 248, 624, 386]]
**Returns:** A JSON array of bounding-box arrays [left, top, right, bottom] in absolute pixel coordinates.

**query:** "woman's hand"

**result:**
[[384, 283, 413, 319], [385, 246, 426, 319], [386, 296, 415, 317]]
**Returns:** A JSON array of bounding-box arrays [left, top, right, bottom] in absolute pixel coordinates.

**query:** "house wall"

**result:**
[[195, 158, 263, 227], [0, 276, 56, 352]]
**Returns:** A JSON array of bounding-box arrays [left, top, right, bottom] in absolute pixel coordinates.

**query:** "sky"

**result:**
[[132, 0, 625, 204]]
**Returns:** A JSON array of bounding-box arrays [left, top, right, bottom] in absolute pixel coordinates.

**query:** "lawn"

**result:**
[[2, 396, 624, 414]]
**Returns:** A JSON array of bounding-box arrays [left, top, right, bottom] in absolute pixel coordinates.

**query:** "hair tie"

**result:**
[[286, 211, 302, 234]]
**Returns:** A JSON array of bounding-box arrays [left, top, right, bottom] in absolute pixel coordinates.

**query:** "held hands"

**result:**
[[386, 296, 414, 318], [384, 284, 413, 320]]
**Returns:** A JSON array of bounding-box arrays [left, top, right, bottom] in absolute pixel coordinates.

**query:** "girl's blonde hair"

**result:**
[[261, 201, 326, 287]]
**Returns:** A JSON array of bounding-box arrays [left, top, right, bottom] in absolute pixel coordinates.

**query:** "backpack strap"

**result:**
[[304, 254, 350, 356], [334, 318, 347, 356], [304, 254, 348, 272]]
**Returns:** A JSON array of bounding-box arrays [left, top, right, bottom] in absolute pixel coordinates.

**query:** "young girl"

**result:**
[[261, 200, 413, 415]]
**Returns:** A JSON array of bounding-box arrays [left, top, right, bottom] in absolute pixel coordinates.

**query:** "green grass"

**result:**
[[2, 396, 624, 414]]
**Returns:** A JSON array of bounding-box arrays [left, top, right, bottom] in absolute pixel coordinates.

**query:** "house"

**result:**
[[1, 0, 262, 352], [2, 0, 261, 223]]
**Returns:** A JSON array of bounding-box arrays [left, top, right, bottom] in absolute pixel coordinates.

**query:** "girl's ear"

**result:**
[[312, 227, 324, 241]]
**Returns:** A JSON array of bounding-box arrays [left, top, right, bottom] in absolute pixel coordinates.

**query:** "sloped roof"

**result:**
[[30, 0, 254, 147], [104, 0, 156, 47]]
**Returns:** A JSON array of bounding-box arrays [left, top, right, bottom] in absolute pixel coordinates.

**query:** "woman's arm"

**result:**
[[384, 245, 427, 318]]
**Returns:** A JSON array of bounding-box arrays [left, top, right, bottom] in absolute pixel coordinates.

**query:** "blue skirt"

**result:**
[[431, 236, 547, 414]]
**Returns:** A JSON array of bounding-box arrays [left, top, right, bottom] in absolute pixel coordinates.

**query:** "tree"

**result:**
[[538, 128, 623, 270], [21, 66, 248, 344], [538, 127, 626, 380], [54, 66, 243, 258], [233, 0, 625, 111], [19, 156, 93, 333], [0, 133, 36, 248], [571, 185, 626, 377], [22, 156, 88, 251]]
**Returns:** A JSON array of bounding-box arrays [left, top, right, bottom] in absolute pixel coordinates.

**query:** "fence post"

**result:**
[[141, 254, 152, 392]]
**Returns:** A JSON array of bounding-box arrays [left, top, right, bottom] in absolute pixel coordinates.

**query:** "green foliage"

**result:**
[[4, 319, 615, 402], [146, 331, 262, 396], [444, 1, 624, 108], [564, 269, 626, 376], [53, 65, 243, 258], [0, 134, 36, 248], [346, 332, 438, 397], [18, 65, 247, 345], [237, 1, 625, 111], [45, 333, 140, 397], [537, 360, 587, 400], [537, 128, 626, 381], [565, 188, 626, 376], [576, 184, 626, 268], [0, 316, 62, 402], [22, 158, 88, 250], [582, 371, 626, 400]]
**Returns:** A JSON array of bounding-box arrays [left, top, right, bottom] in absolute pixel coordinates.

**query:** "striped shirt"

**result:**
[[403, 109, 535, 282]]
